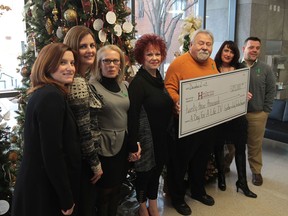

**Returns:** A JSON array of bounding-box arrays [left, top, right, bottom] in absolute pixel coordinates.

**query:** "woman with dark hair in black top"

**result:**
[[213, 40, 257, 198]]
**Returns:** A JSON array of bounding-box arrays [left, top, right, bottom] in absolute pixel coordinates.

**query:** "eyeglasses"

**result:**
[[102, 59, 120, 65]]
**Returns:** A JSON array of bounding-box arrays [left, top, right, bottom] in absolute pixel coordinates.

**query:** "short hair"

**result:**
[[214, 40, 240, 69], [91, 44, 125, 84], [29, 43, 76, 94], [190, 29, 214, 44], [63, 25, 96, 75], [134, 33, 167, 65], [244, 37, 261, 45]]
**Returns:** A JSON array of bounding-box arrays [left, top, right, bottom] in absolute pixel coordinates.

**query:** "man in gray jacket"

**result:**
[[242, 37, 276, 186]]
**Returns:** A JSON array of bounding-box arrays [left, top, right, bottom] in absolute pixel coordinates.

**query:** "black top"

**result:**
[[100, 76, 120, 92], [128, 67, 173, 165], [12, 85, 81, 216]]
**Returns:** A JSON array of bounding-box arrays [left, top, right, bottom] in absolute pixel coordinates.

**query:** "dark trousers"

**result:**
[[135, 163, 164, 203], [214, 116, 247, 160], [167, 124, 215, 204], [214, 116, 248, 177], [79, 160, 97, 216]]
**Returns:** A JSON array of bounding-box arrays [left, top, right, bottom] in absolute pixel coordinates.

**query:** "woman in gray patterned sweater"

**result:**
[[64, 25, 102, 216]]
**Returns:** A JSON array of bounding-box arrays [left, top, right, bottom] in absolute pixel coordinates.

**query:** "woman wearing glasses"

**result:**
[[89, 44, 141, 216]]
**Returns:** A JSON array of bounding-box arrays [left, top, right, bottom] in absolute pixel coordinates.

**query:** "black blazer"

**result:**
[[12, 85, 81, 216]]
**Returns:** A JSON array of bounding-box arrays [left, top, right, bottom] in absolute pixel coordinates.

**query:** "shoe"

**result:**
[[252, 173, 263, 186], [218, 173, 226, 191], [172, 201, 192, 215], [191, 194, 215, 206], [236, 180, 257, 198]]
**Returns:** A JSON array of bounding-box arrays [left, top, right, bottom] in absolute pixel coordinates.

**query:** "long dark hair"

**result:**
[[214, 40, 240, 70]]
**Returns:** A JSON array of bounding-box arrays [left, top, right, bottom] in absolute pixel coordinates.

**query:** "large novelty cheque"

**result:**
[[179, 68, 250, 138]]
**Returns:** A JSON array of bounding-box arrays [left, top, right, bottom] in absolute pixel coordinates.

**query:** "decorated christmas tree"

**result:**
[[0, 107, 21, 216], [0, 4, 21, 216], [17, 0, 136, 143], [8, 1, 136, 214]]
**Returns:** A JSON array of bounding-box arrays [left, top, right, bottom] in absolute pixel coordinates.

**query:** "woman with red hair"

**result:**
[[128, 34, 173, 216]]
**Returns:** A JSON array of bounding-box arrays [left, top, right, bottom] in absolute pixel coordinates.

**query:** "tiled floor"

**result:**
[[118, 138, 288, 216]]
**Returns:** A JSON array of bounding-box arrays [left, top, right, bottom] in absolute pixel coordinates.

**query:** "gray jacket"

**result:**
[[246, 60, 276, 113]]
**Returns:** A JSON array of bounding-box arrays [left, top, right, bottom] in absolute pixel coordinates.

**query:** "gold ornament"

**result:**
[[45, 17, 53, 35], [62, 27, 69, 35], [20, 66, 29, 77], [125, 40, 133, 50], [64, 9, 77, 22], [8, 151, 18, 162], [52, 5, 59, 21]]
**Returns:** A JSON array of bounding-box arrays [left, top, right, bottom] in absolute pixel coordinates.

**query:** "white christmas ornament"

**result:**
[[0, 200, 9, 215], [106, 11, 116, 24], [130, 39, 137, 48], [122, 21, 133, 33], [114, 24, 122, 36], [98, 30, 107, 42], [56, 27, 63, 39], [127, 65, 139, 76], [93, 19, 104, 31]]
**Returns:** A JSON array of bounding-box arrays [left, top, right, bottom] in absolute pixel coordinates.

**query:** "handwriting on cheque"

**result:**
[[179, 68, 249, 138], [179, 68, 250, 138], [184, 81, 246, 123]]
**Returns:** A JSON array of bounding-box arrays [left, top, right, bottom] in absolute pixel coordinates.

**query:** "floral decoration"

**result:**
[[178, 15, 202, 53]]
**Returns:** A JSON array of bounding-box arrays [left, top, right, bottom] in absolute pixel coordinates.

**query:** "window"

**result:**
[[0, 1, 25, 91], [138, 0, 144, 18], [169, 0, 186, 18], [199, 0, 236, 58]]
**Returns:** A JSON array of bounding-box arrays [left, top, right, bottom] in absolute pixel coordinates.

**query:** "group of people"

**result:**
[[164, 31, 275, 216], [11, 25, 275, 216]]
